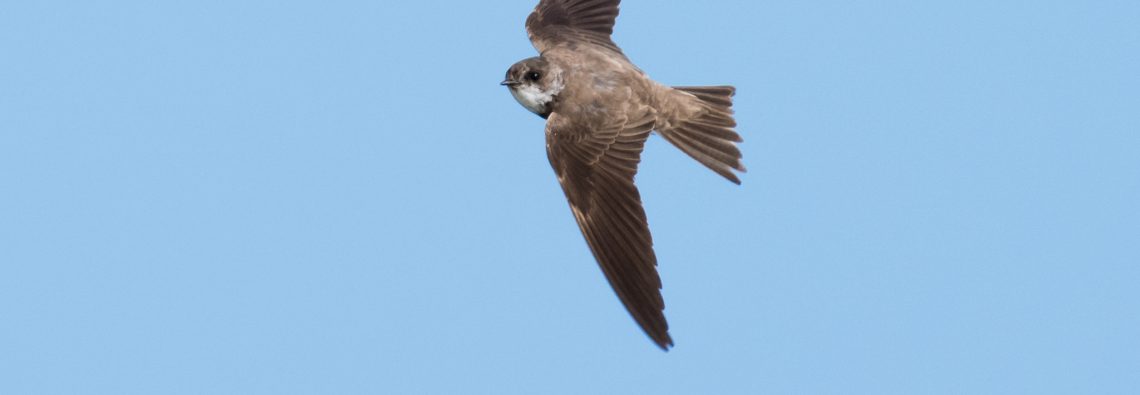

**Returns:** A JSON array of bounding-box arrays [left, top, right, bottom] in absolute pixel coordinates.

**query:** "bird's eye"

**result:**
[[527, 72, 541, 81]]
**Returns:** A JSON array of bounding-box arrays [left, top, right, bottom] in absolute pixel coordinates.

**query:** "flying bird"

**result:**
[[502, 0, 745, 350]]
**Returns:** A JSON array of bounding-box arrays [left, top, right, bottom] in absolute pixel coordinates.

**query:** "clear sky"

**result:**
[[2, 1, 1138, 394]]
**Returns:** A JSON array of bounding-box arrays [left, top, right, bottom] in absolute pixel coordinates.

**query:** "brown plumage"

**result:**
[[502, 0, 744, 350]]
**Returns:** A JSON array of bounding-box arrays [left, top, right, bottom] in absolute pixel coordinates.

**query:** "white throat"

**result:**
[[510, 81, 562, 116]]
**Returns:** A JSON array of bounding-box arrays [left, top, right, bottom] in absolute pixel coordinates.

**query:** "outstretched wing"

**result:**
[[526, 0, 623, 53], [545, 108, 673, 350]]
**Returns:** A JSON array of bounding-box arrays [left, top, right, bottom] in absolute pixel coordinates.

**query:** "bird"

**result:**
[[501, 0, 745, 350]]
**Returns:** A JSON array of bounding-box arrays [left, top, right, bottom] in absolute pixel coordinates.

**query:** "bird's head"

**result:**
[[502, 57, 562, 118]]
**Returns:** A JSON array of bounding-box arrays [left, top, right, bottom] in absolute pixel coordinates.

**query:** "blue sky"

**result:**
[[2, 1, 1138, 393]]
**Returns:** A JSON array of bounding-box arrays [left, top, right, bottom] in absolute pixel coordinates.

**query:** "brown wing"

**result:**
[[545, 109, 673, 350], [526, 0, 623, 53]]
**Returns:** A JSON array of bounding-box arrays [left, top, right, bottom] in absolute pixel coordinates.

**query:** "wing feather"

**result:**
[[544, 110, 673, 350], [526, 0, 623, 53]]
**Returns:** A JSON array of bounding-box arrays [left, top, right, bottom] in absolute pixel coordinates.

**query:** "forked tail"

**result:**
[[657, 86, 746, 184]]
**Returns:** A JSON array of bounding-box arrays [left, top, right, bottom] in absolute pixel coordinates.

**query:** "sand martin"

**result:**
[[502, 0, 745, 350]]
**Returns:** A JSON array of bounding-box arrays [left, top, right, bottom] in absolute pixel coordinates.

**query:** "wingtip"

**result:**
[[730, 164, 747, 185], [722, 170, 743, 185]]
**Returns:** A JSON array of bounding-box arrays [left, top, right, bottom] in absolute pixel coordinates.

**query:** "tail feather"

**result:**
[[675, 86, 736, 108], [657, 85, 746, 184]]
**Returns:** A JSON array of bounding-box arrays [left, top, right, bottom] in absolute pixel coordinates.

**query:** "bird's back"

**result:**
[[541, 46, 660, 126]]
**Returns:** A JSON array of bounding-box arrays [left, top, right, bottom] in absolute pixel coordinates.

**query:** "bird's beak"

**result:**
[[500, 79, 520, 86]]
